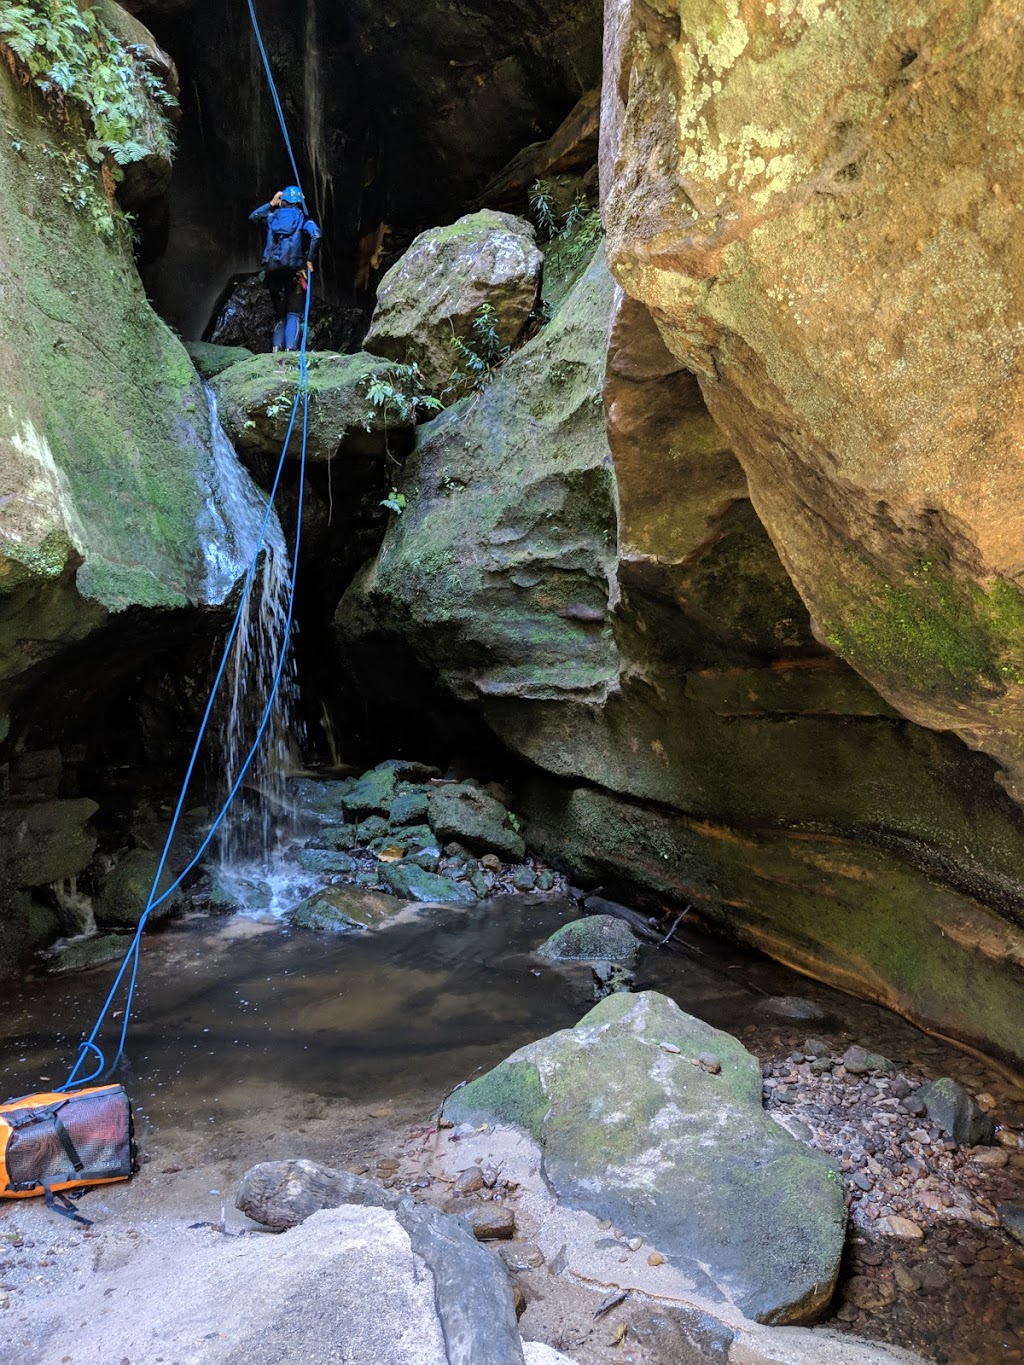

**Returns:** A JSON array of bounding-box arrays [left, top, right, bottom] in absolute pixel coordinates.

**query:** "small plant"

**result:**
[[445, 303, 512, 400], [380, 489, 407, 516], [364, 363, 443, 428], [528, 179, 560, 239]]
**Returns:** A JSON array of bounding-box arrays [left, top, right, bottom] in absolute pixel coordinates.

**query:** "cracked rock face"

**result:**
[[447, 991, 848, 1325], [601, 0, 1024, 802]]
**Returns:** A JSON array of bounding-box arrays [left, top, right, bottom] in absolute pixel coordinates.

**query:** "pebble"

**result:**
[[457, 1204, 516, 1241], [659, 1042, 681, 1054], [698, 1052, 721, 1074], [884, 1223, 928, 1244], [647, 1252, 665, 1267], [455, 1167, 486, 1194], [894, 1264, 922, 1293], [627, 1237, 643, 1251], [499, 1242, 545, 1271]]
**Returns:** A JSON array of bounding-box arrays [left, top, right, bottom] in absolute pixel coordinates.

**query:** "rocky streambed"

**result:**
[[3, 893, 1023, 1363]]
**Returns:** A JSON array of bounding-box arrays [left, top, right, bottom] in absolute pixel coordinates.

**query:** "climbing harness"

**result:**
[[2, 0, 313, 1212]]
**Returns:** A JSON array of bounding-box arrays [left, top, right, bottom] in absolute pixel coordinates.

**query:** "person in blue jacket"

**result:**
[[249, 186, 322, 351]]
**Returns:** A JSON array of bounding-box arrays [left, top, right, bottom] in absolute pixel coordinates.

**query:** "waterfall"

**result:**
[[199, 390, 305, 904]]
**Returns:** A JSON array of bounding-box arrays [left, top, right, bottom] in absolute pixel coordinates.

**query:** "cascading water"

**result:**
[[198, 390, 310, 914]]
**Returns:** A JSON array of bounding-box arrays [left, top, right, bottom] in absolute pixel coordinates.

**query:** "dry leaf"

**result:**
[[376, 845, 406, 862]]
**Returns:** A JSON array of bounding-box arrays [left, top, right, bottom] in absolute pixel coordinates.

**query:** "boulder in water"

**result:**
[[445, 991, 847, 1325], [42, 932, 131, 975], [94, 849, 181, 929], [378, 863, 476, 905], [537, 914, 638, 963], [285, 886, 407, 933]]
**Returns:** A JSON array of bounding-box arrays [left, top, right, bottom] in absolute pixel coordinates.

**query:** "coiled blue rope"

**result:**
[[59, 0, 311, 1091]]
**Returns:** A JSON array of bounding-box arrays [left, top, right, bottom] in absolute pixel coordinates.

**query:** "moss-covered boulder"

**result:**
[[537, 914, 637, 963], [602, 0, 1024, 802], [363, 210, 542, 396], [185, 342, 253, 378], [427, 783, 525, 861], [377, 863, 476, 905], [335, 248, 619, 709], [344, 766, 399, 817], [446, 992, 846, 1324], [285, 886, 407, 933], [0, 800, 97, 891], [211, 351, 415, 463], [94, 849, 180, 929]]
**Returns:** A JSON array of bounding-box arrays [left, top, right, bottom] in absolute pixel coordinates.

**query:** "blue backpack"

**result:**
[[264, 205, 309, 270]]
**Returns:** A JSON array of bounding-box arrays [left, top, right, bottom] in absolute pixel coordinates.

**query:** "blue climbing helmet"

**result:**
[[280, 185, 304, 205]]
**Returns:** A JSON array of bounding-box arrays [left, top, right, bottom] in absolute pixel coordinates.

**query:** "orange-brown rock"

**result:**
[[602, 0, 1024, 802], [480, 88, 602, 212]]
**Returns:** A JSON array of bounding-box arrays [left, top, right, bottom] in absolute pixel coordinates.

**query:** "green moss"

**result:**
[[824, 557, 1024, 696], [445, 1060, 548, 1140], [522, 781, 1024, 1070]]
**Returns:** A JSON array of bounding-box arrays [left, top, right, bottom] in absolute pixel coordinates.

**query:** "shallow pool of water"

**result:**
[[0, 897, 776, 1135]]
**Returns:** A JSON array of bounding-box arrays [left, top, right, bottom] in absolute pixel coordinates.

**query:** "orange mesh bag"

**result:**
[[0, 1085, 134, 1223]]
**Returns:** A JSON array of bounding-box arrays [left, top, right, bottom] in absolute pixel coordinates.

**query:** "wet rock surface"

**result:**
[[197, 762, 567, 920], [537, 914, 638, 963]]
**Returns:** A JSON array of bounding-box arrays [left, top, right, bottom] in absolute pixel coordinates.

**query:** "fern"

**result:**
[[0, 0, 177, 235]]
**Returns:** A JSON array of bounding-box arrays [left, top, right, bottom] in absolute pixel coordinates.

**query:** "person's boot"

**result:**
[[272, 319, 286, 351], [284, 312, 302, 351]]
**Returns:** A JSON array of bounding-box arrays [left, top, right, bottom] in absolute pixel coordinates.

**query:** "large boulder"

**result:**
[[0, 53, 275, 693], [601, 0, 1024, 804], [0, 800, 98, 892], [211, 351, 416, 463], [428, 783, 526, 862], [446, 992, 847, 1325], [336, 248, 619, 710], [363, 211, 543, 396], [94, 849, 181, 929]]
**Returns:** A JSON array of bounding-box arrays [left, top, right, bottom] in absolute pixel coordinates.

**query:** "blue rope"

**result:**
[[58, 0, 312, 1091], [246, 0, 306, 203]]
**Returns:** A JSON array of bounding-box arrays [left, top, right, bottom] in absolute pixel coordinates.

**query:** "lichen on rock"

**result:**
[[600, 0, 1024, 801]]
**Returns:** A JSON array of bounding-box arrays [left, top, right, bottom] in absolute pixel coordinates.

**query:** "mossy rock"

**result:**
[[446, 992, 846, 1325], [42, 931, 131, 975], [185, 341, 254, 378], [428, 783, 525, 861], [345, 768, 399, 817], [0, 799, 98, 889], [363, 210, 542, 396], [211, 351, 415, 463], [294, 848, 358, 876], [94, 849, 180, 929], [286, 885, 407, 933], [537, 914, 638, 963], [378, 863, 476, 905], [389, 792, 430, 826]]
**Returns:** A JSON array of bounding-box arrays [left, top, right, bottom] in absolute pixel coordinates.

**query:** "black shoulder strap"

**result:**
[[41, 1181, 93, 1227], [51, 1112, 85, 1174]]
